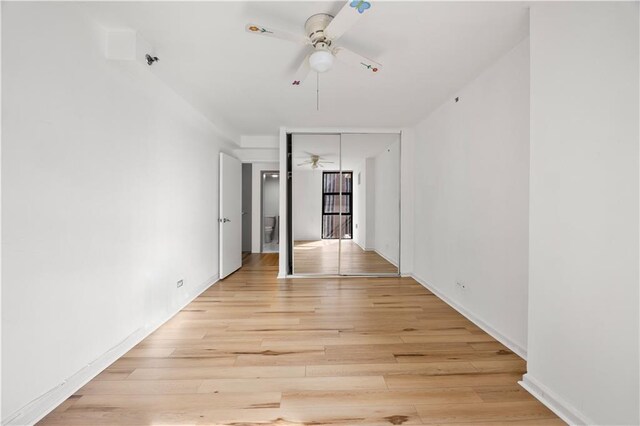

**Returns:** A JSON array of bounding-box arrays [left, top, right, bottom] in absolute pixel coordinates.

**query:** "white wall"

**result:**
[[365, 158, 377, 251], [373, 141, 400, 265], [292, 170, 323, 241], [239, 135, 278, 149], [399, 128, 415, 275], [412, 38, 530, 355], [235, 135, 279, 163], [525, 3, 639, 424], [251, 162, 279, 253], [234, 148, 279, 163], [353, 158, 377, 251], [2, 2, 232, 422], [353, 160, 365, 248]]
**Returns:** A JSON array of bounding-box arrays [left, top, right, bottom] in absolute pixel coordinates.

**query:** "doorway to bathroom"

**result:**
[[261, 171, 280, 253]]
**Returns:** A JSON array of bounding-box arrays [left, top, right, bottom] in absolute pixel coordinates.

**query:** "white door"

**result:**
[[219, 152, 242, 278]]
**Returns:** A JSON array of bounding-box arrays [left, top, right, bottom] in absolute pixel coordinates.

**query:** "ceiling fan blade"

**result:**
[[324, 0, 371, 42], [334, 46, 382, 74], [246, 23, 309, 45], [292, 53, 312, 86], [318, 160, 335, 164]]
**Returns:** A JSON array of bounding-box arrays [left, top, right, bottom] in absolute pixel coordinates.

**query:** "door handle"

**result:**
[[219, 218, 231, 223]]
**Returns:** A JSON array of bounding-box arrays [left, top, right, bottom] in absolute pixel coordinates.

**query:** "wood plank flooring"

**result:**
[[39, 253, 562, 425], [294, 240, 398, 275]]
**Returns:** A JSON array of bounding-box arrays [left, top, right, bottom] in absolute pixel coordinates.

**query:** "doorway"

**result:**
[[261, 171, 280, 253], [241, 163, 252, 253], [288, 133, 400, 276]]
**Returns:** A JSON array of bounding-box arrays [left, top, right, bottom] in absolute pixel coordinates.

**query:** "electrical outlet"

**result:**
[[456, 281, 466, 290], [177, 279, 184, 288]]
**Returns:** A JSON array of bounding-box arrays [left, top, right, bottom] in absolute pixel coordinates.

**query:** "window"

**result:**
[[321, 171, 352, 239]]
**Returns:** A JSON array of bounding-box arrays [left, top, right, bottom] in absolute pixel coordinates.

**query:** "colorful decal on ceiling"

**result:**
[[350, 0, 371, 14], [248, 25, 273, 34], [360, 62, 379, 72]]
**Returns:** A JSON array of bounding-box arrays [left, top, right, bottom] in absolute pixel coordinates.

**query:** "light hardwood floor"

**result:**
[[39, 253, 562, 425], [294, 239, 398, 275]]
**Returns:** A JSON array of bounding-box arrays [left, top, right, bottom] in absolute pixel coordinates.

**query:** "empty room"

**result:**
[[2, 1, 639, 425]]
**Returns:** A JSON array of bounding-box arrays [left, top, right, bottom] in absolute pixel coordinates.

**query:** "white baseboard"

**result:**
[[374, 249, 399, 268], [353, 240, 376, 253], [519, 374, 593, 425], [410, 273, 527, 359], [3, 275, 219, 426]]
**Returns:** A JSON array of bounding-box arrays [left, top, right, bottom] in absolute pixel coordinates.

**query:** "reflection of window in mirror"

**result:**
[[321, 171, 353, 240]]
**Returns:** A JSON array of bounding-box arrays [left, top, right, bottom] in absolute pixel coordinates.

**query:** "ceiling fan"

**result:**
[[246, 0, 382, 86], [297, 153, 335, 169]]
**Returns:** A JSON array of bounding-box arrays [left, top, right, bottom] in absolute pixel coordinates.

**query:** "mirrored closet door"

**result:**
[[291, 134, 341, 275], [290, 132, 400, 276], [339, 133, 400, 275]]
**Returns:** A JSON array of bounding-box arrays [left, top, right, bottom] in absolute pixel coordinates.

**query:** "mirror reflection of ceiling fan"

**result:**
[[296, 153, 335, 169], [245, 0, 381, 86]]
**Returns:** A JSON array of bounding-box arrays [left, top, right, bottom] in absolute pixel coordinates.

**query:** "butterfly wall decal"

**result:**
[[350, 0, 371, 14]]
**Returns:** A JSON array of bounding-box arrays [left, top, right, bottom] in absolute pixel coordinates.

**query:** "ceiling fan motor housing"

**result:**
[[305, 13, 334, 46]]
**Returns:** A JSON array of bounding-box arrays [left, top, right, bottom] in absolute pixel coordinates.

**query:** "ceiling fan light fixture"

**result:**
[[309, 49, 334, 73]]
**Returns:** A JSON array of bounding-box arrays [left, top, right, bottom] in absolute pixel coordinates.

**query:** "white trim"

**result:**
[[519, 374, 594, 425], [277, 127, 288, 278], [284, 127, 402, 135], [374, 249, 399, 268], [3, 276, 219, 426], [286, 273, 399, 279], [353, 241, 375, 252], [397, 130, 403, 275], [411, 272, 527, 359]]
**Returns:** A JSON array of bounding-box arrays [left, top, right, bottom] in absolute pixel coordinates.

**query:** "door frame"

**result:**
[[241, 163, 253, 253], [280, 128, 403, 278], [260, 170, 280, 253]]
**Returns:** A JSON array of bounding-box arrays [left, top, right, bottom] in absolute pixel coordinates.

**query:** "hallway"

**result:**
[[39, 254, 561, 425]]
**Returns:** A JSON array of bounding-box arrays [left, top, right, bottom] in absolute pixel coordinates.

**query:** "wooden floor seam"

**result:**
[[39, 253, 563, 425]]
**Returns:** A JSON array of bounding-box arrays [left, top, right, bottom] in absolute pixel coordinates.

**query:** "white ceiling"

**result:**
[[87, 1, 529, 137]]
